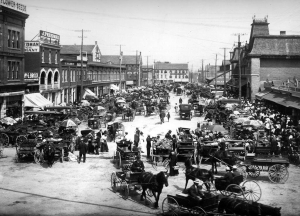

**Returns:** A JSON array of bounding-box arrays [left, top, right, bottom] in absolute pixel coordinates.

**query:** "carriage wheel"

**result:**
[[16, 135, 27, 146], [268, 164, 289, 184], [247, 165, 260, 178], [224, 184, 245, 199], [242, 180, 262, 202], [190, 206, 206, 216], [111, 172, 120, 192], [163, 158, 170, 170], [0, 133, 9, 147], [146, 189, 154, 197], [162, 197, 181, 216], [116, 151, 122, 169], [123, 183, 129, 200]]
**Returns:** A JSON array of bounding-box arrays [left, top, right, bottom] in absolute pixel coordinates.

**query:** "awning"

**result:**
[[255, 90, 271, 100], [262, 93, 300, 109], [24, 93, 52, 108], [110, 84, 119, 91], [83, 88, 97, 100]]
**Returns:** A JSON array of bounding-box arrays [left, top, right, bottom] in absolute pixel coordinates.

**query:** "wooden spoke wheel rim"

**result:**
[[247, 165, 260, 178], [224, 184, 245, 199], [0, 133, 9, 147], [268, 164, 289, 184], [190, 206, 206, 216], [242, 180, 262, 202], [16, 135, 27, 146], [162, 197, 180, 216]]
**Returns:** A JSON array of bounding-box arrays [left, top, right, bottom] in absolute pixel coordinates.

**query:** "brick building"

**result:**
[[25, 30, 61, 105], [153, 62, 189, 84], [141, 65, 153, 86], [0, 2, 28, 118], [230, 17, 300, 100]]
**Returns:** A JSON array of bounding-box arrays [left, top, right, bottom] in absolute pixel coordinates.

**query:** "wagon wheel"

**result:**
[[111, 172, 120, 192], [123, 182, 129, 200], [162, 197, 181, 216], [242, 180, 262, 202], [247, 165, 260, 178], [16, 135, 27, 146], [146, 189, 154, 197], [190, 206, 206, 216], [163, 158, 170, 170], [0, 133, 9, 147], [224, 184, 245, 199], [116, 151, 121, 169], [268, 164, 289, 184]]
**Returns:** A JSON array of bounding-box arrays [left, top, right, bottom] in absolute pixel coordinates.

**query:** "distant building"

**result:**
[[154, 62, 189, 84], [0, 2, 29, 118], [141, 65, 153, 86]]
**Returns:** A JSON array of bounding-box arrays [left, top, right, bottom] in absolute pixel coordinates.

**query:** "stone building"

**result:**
[[153, 62, 189, 84]]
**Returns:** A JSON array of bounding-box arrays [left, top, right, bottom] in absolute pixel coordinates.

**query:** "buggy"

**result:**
[[179, 104, 192, 120], [113, 139, 138, 169]]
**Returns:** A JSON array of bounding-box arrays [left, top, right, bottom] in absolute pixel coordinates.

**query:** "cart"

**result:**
[[15, 139, 37, 162], [150, 147, 171, 171], [179, 104, 192, 120], [113, 139, 138, 169], [88, 118, 100, 129], [162, 192, 219, 215]]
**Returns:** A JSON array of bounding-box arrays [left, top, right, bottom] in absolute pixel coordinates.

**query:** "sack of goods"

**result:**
[[154, 138, 172, 150]]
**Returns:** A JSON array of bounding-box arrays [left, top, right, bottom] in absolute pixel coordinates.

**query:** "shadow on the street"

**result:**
[[0, 187, 158, 215]]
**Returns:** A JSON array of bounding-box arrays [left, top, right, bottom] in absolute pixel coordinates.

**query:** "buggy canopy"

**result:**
[[24, 93, 52, 108]]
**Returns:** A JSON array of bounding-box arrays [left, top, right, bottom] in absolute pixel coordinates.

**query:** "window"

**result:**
[[54, 72, 59, 83], [16, 32, 20, 48], [7, 61, 11, 79], [49, 49, 51, 64], [40, 72, 46, 84], [48, 72, 52, 85], [42, 49, 44, 63], [11, 62, 15, 79], [12, 31, 15, 48], [8, 30, 11, 47], [73, 70, 76, 82], [16, 62, 19, 79], [65, 70, 68, 82], [62, 70, 64, 83], [55, 51, 58, 64], [69, 70, 72, 82]]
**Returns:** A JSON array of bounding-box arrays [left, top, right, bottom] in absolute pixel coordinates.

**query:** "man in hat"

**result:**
[[131, 155, 144, 172], [232, 165, 240, 177], [188, 178, 205, 204], [78, 136, 88, 163]]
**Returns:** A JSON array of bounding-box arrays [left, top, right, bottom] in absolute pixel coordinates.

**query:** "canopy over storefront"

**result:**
[[24, 93, 52, 108], [83, 88, 97, 100], [110, 84, 119, 91]]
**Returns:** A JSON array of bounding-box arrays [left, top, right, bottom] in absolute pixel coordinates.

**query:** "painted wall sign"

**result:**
[[24, 72, 39, 81], [25, 41, 39, 52], [0, 0, 27, 14], [39, 30, 60, 45]]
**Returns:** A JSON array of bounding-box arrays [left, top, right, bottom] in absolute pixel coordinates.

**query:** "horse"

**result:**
[[210, 148, 237, 174], [43, 143, 56, 167], [218, 197, 281, 216], [184, 158, 214, 191], [138, 171, 169, 208]]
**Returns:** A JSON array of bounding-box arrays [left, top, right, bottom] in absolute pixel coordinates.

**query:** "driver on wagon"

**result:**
[[188, 178, 205, 204], [131, 155, 145, 172]]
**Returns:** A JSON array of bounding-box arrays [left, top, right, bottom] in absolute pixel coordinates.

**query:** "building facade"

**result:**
[[25, 30, 61, 105], [153, 62, 189, 84], [141, 65, 153, 86], [0, 2, 28, 118]]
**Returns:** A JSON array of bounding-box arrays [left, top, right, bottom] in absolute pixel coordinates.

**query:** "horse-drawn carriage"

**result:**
[[177, 127, 196, 162], [113, 138, 138, 169], [179, 104, 192, 120], [15, 139, 37, 162], [176, 87, 183, 96]]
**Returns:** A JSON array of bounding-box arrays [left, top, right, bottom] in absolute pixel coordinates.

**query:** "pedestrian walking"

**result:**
[[174, 103, 178, 113], [78, 137, 88, 163], [134, 129, 140, 148], [146, 135, 152, 159], [167, 112, 170, 122], [160, 112, 165, 124], [179, 97, 183, 104]]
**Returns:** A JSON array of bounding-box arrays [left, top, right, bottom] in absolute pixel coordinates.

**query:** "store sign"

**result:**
[[24, 72, 39, 81], [126, 81, 133, 85], [39, 30, 60, 45], [25, 41, 39, 52], [0, 0, 27, 14]]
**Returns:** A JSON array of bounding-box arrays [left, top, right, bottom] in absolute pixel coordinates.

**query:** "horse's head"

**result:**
[[184, 158, 192, 169], [157, 171, 169, 187]]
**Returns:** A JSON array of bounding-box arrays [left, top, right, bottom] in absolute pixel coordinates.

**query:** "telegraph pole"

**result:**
[[145, 55, 151, 86], [74, 29, 90, 102], [116, 44, 125, 92], [201, 59, 204, 83], [215, 54, 217, 90], [220, 47, 230, 96]]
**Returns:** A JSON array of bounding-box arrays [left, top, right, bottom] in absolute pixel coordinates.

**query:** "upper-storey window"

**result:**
[[49, 49, 51, 64]]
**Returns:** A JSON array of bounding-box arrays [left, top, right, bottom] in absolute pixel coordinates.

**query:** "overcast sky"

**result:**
[[22, 0, 300, 71]]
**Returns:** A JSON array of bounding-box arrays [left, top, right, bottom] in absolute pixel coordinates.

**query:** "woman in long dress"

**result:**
[[169, 151, 179, 176]]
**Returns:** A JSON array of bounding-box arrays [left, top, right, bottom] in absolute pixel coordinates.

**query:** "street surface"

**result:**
[[0, 93, 299, 216]]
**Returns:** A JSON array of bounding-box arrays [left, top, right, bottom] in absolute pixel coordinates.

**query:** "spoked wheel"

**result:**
[[162, 196, 181, 216], [268, 164, 289, 184], [16, 135, 27, 146], [111, 172, 120, 192], [0, 133, 9, 147], [190, 206, 206, 215], [163, 158, 170, 170], [146, 189, 154, 197], [224, 184, 245, 199], [242, 180, 262, 202], [123, 182, 129, 200], [247, 165, 260, 178]]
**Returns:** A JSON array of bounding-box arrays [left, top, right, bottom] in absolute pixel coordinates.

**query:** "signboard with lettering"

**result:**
[[25, 41, 39, 52], [39, 30, 60, 45], [0, 0, 27, 14], [24, 72, 39, 81]]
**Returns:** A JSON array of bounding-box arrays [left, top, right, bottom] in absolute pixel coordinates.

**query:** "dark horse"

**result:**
[[138, 171, 169, 208], [184, 158, 214, 190], [210, 143, 237, 174], [218, 197, 281, 216], [43, 143, 56, 167]]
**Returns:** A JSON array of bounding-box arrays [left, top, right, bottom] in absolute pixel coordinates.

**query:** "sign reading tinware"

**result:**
[[24, 73, 39, 81], [25, 41, 39, 52], [0, 0, 27, 13], [40, 30, 60, 45]]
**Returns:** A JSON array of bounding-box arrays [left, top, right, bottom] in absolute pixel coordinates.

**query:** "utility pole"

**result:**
[[74, 29, 90, 102], [116, 44, 125, 92], [220, 47, 230, 96], [201, 59, 204, 84], [144, 55, 151, 86], [215, 54, 217, 90], [153, 60, 155, 85]]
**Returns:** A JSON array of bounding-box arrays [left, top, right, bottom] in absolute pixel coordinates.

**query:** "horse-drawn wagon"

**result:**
[[113, 139, 138, 169], [15, 139, 37, 162], [179, 104, 192, 120], [150, 138, 172, 170], [177, 127, 196, 162]]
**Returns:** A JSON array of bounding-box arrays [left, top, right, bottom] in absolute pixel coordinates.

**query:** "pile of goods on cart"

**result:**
[[153, 138, 173, 155]]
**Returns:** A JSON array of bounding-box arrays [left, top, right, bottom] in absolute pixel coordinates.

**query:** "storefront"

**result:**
[[0, 91, 24, 119]]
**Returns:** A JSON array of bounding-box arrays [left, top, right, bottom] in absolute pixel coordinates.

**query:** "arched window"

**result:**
[[40, 71, 46, 84], [54, 71, 59, 83], [47, 72, 52, 85]]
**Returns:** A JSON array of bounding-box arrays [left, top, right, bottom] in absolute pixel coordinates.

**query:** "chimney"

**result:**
[[95, 41, 97, 45], [280, 31, 286, 35]]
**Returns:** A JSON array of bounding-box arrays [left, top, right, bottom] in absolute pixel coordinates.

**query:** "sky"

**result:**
[[21, 0, 300, 71]]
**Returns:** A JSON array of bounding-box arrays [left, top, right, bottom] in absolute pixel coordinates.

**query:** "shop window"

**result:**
[[49, 49, 51, 64], [54, 72, 59, 83], [48, 72, 52, 85], [40, 72, 46, 84]]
